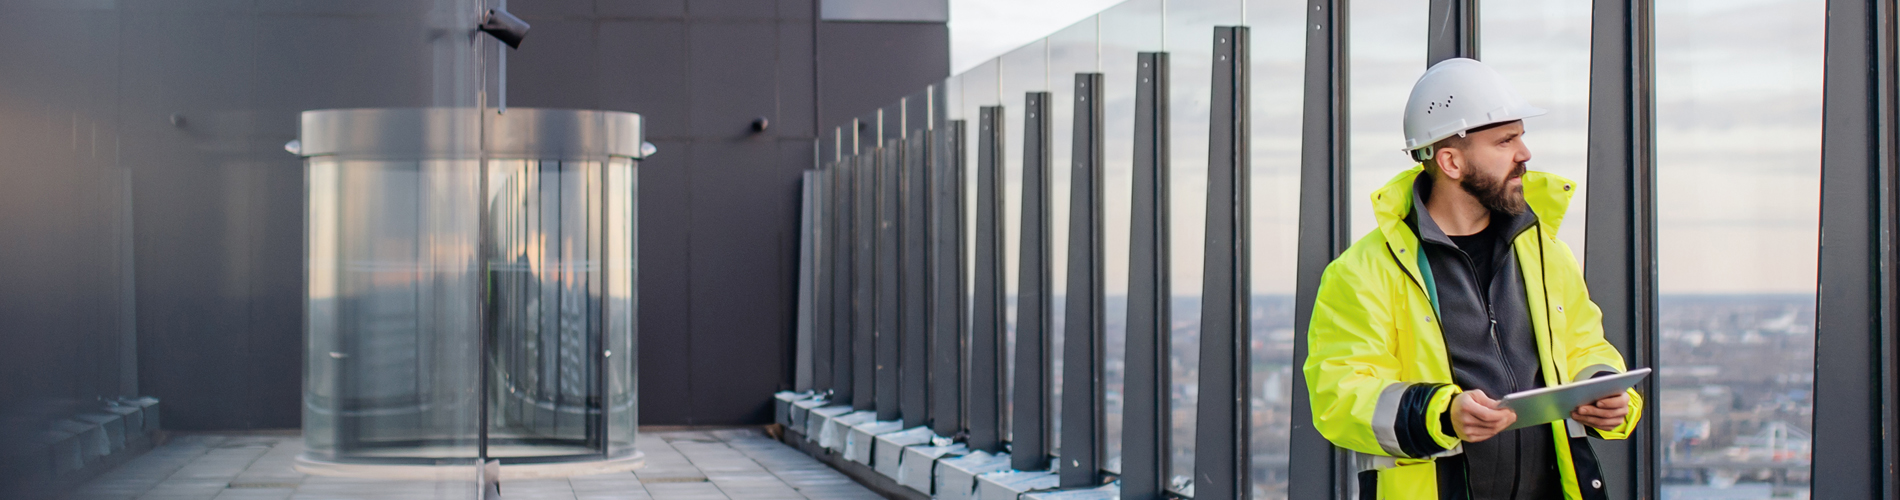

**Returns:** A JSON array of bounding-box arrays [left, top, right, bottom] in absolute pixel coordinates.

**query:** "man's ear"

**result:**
[[1434, 147, 1464, 181]]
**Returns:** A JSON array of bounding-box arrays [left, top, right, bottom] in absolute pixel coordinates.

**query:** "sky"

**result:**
[[949, 0, 1123, 74]]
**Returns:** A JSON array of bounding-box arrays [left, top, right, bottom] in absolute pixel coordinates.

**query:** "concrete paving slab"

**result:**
[[73, 430, 879, 500]]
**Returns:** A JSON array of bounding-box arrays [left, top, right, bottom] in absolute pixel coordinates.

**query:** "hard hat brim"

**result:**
[[1401, 105, 1547, 152]]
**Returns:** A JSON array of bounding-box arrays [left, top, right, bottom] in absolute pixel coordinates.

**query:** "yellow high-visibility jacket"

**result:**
[[1304, 166, 1642, 500]]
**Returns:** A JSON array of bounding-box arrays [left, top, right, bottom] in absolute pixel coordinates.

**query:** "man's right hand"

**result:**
[[1450, 390, 1517, 442]]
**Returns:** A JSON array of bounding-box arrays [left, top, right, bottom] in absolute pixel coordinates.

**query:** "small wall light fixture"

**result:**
[[479, 9, 530, 49]]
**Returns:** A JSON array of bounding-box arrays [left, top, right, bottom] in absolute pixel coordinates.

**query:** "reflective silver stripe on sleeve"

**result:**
[[1351, 445, 1463, 473], [1351, 450, 1398, 472], [1371, 382, 1408, 457], [1573, 363, 1619, 383]]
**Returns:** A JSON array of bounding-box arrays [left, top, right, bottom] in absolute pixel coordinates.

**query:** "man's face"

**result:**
[[1446, 121, 1533, 215]]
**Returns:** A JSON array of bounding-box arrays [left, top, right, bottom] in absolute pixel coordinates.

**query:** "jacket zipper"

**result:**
[[1455, 247, 1521, 396], [1454, 234, 1525, 500]]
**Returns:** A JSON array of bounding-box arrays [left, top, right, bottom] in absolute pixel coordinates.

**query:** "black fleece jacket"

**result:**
[[1408, 175, 1560, 500]]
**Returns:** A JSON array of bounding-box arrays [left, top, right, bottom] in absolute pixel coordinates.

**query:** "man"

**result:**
[[1303, 58, 1642, 500]]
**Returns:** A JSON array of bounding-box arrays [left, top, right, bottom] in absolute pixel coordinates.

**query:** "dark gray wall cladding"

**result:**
[[508, 0, 947, 425], [0, 2, 469, 432], [0, 5, 135, 429], [818, 21, 950, 142], [126, 4, 455, 431], [0, 0, 943, 431]]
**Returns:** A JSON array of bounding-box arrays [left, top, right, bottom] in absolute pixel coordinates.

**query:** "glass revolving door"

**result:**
[[484, 157, 638, 461], [296, 108, 642, 477]]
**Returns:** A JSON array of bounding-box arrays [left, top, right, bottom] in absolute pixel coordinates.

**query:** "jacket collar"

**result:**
[[1407, 174, 1541, 248], [1372, 164, 1576, 250]]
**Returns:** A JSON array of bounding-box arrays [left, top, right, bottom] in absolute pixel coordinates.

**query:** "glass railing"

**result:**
[[788, 0, 1842, 498], [1654, 0, 1822, 497]]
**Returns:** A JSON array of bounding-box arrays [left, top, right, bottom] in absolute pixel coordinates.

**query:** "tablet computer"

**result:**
[[1496, 368, 1649, 431]]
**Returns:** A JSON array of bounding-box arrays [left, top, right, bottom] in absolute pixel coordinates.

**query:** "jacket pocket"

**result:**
[[1377, 462, 1438, 500]]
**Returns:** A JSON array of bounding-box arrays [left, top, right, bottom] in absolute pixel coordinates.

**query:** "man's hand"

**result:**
[[1571, 392, 1630, 431], [1450, 390, 1517, 443]]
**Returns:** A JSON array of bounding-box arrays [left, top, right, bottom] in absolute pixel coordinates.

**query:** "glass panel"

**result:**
[[608, 159, 638, 457], [1346, 0, 1426, 238], [1046, 11, 1099, 458], [961, 61, 1001, 372], [1482, 0, 1593, 253], [1163, 0, 1244, 491], [1654, 0, 1822, 496], [998, 37, 1050, 446], [1097, 0, 1165, 475], [1245, 0, 1305, 495], [484, 159, 607, 459], [308, 158, 483, 462], [308, 160, 342, 457], [945, 75, 966, 123]]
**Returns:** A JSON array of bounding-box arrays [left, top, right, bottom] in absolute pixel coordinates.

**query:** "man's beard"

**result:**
[[1461, 162, 1528, 216]]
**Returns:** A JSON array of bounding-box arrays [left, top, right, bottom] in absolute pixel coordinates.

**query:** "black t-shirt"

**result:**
[[1449, 216, 1502, 290]]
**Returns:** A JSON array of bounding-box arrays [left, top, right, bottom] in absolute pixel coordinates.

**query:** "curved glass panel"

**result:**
[[485, 159, 637, 460], [303, 109, 640, 470], [607, 159, 638, 457], [1655, 0, 1821, 496], [306, 158, 483, 463]]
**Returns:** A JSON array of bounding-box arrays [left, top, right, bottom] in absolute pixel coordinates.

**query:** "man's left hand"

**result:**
[[1571, 392, 1630, 431]]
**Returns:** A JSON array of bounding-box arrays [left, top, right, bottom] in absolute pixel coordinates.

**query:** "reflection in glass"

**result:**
[[1654, 0, 1821, 496], [301, 109, 640, 472], [306, 158, 483, 463], [485, 159, 638, 460]]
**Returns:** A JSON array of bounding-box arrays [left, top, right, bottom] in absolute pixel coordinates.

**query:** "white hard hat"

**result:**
[[1402, 58, 1545, 160]]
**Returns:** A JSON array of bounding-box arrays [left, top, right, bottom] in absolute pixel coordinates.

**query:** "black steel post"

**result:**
[[1582, 1, 1657, 498], [1121, 51, 1171, 500], [1192, 26, 1251, 500], [931, 121, 968, 437], [803, 169, 827, 393], [902, 133, 933, 429], [969, 107, 1009, 453], [832, 157, 855, 403], [1812, 0, 1897, 498], [1425, 0, 1478, 65], [878, 139, 904, 422], [1013, 92, 1054, 472], [1059, 72, 1107, 489], [1291, 0, 1351, 497], [814, 164, 835, 393], [855, 152, 878, 412]]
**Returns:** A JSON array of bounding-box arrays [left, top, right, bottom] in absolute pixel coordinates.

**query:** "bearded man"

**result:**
[[1302, 58, 1643, 500]]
